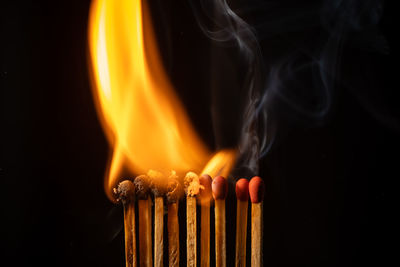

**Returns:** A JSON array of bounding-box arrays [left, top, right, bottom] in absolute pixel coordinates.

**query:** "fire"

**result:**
[[88, 0, 235, 199]]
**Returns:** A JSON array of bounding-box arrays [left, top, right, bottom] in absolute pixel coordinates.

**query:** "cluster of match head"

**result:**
[[113, 171, 264, 267]]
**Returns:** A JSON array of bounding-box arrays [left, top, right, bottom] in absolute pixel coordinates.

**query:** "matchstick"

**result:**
[[148, 170, 167, 267], [199, 174, 212, 267], [153, 197, 164, 267], [166, 172, 183, 267], [184, 172, 201, 267], [114, 180, 137, 267], [212, 176, 228, 267], [134, 175, 153, 267], [249, 176, 264, 267], [235, 179, 249, 267]]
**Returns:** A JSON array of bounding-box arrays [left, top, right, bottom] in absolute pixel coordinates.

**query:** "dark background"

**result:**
[[1, 0, 398, 266]]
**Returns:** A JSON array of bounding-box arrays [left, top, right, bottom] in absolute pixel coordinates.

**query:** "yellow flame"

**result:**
[[88, 0, 236, 199]]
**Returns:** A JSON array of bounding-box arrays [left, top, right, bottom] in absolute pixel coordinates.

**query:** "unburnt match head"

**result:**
[[166, 171, 184, 203], [134, 174, 151, 199], [212, 176, 228, 200], [235, 178, 249, 202], [249, 176, 264, 203], [184, 171, 201, 197], [113, 180, 135, 204]]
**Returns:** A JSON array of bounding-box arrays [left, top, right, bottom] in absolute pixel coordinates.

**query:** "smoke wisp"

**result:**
[[189, 0, 391, 177]]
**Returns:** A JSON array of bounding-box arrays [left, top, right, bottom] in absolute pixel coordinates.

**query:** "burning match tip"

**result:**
[[199, 174, 212, 199], [134, 174, 151, 199], [235, 178, 249, 202], [249, 176, 264, 203], [166, 178, 183, 203], [212, 176, 228, 200], [184, 172, 200, 197], [114, 180, 135, 203], [148, 170, 168, 197]]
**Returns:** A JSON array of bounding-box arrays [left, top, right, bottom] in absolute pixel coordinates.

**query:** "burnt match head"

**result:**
[[235, 178, 249, 202], [184, 171, 201, 197], [147, 169, 167, 197], [199, 174, 212, 202], [249, 176, 264, 203], [166, 176, 184, 203], [134, 174, 151, 199], [212, 175, 228, 200], [113, 180, 135, 204]]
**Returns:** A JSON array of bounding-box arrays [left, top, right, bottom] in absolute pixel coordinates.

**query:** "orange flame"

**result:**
[[88, 0, 236, 199]]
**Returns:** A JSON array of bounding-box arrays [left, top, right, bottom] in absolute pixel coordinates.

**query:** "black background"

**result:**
[[1, 0, 398, 266]]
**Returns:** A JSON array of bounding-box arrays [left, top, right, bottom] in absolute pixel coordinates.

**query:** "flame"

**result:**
[[88, 0, 236, 199]]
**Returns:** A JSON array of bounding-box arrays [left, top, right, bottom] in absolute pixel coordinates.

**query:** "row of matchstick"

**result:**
[[114, 170, 264, 267]]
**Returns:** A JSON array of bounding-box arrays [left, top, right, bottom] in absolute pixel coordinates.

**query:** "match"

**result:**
[[148, 170, 167, 267], [166, 172, 183, 267], [134, 174, 153, 267], [184, 172, 201, 267], [212, 176, 228, 267], [249, 176, 264, 267], [235, 178, 249, 267], [199, 174, 212, 267], [113, 172, 263, 266], [114, 180, 137, 267]]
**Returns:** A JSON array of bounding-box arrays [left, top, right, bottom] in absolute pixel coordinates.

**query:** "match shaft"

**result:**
[[186, 196, 197, 267], [200, 204, 210, 267], [235, 200, 248, 267], [251, 203, 262, 267], [154, 197, 164, 267], [123, 200, 137, 267], [215, 199, 226, 267], [168, 203, 179, 267], [138, 199, 153, 267]]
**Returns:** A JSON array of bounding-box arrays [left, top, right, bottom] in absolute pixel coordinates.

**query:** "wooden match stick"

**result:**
[[249, 176, 264, 267], [199, 174, 212, 267], [134, 175, 153, 267], [148, 170, 167, 267], [166, 173, 183, 267], [114, 180, 137, 267], [153, 196, 164, 267], [235, 179, 249, 267], [184, 172, 201, 267], [212, 176, 228, 267]]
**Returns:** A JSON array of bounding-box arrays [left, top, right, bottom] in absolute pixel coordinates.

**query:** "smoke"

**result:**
[[189, 0, 264, 176], [189, 0, 390, 176]]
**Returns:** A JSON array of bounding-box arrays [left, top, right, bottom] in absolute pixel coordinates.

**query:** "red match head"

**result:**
[[212, 176, 228, 200], [199, 174, 212, 200], [235, 178, 249, 202], [249, 176, 264, 203]]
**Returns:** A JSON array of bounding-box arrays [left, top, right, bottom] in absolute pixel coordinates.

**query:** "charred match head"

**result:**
[[166, 171, 184, 203], [113, 179, 135, 204], [184, 171, 201, 197], [249, 176, 264, 203], [235, 178, 249, 202], [134, 174, 152, 199], [212, 176, 228, 200], [147, 169, 167, 197]]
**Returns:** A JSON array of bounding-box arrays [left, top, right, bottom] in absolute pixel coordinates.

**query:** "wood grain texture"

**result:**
[[186, 196, 197, 267], [215, 199, 226, 267], [138, 199, 152, 267], [123, 200, 137, 267], [154, 197, 164, 267], [168, 203, 179, 267], [200, 203, 210, 267], [251, 203, 262, 267], [235, 200, 248, 267]]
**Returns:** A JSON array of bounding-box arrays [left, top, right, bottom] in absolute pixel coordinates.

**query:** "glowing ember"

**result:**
[[88, 0, 236, 199]]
